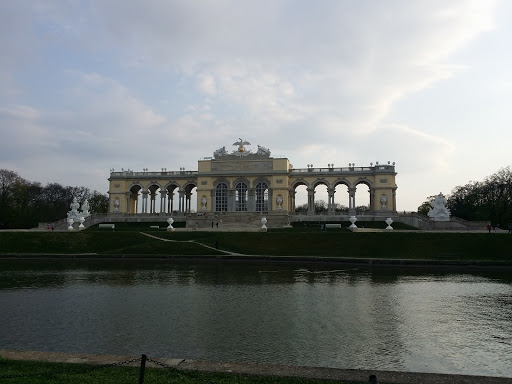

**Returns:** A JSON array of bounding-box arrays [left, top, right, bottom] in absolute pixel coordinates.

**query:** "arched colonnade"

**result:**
[[108, 156, 398, 215], [125, 182, 197, 214], [289, 176, 396, 214]]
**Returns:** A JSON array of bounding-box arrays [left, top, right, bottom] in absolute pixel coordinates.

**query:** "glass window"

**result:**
[[235, 182, 248, 211], [256, 182, 268, 212], [215, 183, 228, 211]]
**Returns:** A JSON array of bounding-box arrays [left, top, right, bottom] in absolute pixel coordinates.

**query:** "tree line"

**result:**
[[0, 169, 109, 229], [295, 200, 370, 215], [418, 166, 512, 227]]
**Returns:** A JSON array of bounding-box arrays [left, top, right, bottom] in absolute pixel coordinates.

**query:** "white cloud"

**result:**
[[0, 0, 508, 210]]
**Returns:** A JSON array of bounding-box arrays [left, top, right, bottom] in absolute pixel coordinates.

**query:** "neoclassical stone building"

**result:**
[[108, 140, 397, 225]]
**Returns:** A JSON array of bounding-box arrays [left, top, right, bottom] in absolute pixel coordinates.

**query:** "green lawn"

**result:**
[[0, 226, 511, 261], [0, 358, 369, 384]]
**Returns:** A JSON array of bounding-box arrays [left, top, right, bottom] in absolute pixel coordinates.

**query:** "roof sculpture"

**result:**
[[213, 139, 271, 159]]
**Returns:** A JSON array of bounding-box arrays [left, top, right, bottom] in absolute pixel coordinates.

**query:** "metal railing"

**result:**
[[110, 170, 198, 178], [290, 165, 394, 173]]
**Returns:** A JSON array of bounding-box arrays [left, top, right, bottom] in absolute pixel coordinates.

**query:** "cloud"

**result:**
[[0, 0, 504, 208]]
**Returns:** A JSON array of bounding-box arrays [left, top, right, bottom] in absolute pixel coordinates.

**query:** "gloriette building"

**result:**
[[108, 139, 397, 227]]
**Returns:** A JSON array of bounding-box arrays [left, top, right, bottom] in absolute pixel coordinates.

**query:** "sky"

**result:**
[[1, 0, 511, 211]]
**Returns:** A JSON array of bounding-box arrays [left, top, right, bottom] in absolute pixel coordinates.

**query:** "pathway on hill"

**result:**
[[139, 232, 246, 256]]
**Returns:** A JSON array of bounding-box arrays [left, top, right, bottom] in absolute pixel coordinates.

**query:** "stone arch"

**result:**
[[333, 178, 351, 189], [128, 183, 144, 214], [312, 179, 330, 214], [233, 176, 250, 186], [213, 177, 230, 188], [183, 182, 197, 213], [290, 179, 309, 190], [146, 183, 163, 214], [290, 179, 309, 213], [312, 179, 330, 189], [252, 177, 271, 188], [353, 178, 373, 215], [354, 177, 373, 189], [332, 179, 350, 214], [164, 182, 180, 214]]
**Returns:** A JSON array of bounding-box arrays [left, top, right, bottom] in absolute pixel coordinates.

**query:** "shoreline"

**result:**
[[1, 253, 512, 268], [1, 349, 510, 384]]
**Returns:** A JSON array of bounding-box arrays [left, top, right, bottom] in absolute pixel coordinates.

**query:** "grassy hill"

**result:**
[[1, 224, 511, 261]]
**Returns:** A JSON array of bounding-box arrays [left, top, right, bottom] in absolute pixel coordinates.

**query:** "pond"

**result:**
[[0, 261, 511, 377]]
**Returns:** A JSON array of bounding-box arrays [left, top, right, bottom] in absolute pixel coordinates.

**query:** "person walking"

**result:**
[[487, 223, 492, 233]]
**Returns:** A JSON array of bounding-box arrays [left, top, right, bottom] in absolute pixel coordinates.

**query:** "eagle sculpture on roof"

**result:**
[[233, 138, 251, 152]]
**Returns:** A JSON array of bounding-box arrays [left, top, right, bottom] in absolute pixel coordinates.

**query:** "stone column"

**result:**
[[210, 190, 215, 212], [168, 191, 174, 214], [248, 189, 256, 211], [327, 187, 335, 215], [142, 191, 149, 214], [125, 192, 131, 214], [150, 192, 157, 213], [392, 188, 397, 213], [160, 191, 167, 213], [228, 189, 236, 211], [186, 192, 192, 213], [348, 188, 356, 215], [307, 188, 315, 215], [370, 188, 376, 213], [178, 191, 185, 214], [289, 189, 296, 212]]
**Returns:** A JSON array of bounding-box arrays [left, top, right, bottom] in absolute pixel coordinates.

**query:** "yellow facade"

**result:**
[[108, 147, 397, 216]]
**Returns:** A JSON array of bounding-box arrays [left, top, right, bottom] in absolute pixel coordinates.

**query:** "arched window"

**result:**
[[235, 182, 248, 211], [215, 183, 228, 211], [256, 182, 268, 212]]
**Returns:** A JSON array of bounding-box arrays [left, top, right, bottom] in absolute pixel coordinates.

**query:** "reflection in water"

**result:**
[[0, 261, 511, 377]]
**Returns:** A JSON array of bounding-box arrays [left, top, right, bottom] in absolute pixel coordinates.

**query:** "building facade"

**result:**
[[108, 140, 397, 217]]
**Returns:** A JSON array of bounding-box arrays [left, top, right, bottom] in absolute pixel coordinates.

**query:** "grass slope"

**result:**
[[1, 228, 511, 260]]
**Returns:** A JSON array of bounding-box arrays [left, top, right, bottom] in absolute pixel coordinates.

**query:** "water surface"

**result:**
[[1, 261, 511, 377]]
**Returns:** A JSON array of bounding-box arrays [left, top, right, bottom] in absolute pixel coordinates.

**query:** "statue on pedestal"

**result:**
[[81, 199, 90, 217], [276, 195, 283, 209], [67, 197, 80, 220], [233, 138, 251, 153], [428, 193, 451, 221], [380, 195, 388, 210]]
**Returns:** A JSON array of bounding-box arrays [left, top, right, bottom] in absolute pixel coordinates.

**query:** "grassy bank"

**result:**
[[0, 358, 363, 384], [1, 227, 511, 261]]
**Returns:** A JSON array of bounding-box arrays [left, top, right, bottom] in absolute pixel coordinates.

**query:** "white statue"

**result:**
[[257, 145, 271, 156], [380, 195, 388, 210], [67, 197, 80, 218], [167, 217, 175, 231], [261, 217, 267, 229], [213, 146, 227, 158], [200, 196, 207, 211], [276, 195, 283, 209], [81, 199, 90, 217], [113, 199, 120, 212], [428, 193, 451, 221]]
